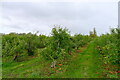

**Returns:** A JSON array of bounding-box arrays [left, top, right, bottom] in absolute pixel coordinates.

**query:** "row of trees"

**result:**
[[94, 27, 120, 65], [2, 32, 47, 61], [2, 27, 93, 62]]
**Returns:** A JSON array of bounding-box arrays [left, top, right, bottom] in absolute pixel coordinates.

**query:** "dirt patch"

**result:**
[[76, 50, 83, 53]]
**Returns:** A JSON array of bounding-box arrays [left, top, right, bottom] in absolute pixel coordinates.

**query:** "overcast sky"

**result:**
[[0, 1, 118, 36]]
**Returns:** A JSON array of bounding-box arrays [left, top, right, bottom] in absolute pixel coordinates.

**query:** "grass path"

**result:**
[[50, 41, 102, 78]]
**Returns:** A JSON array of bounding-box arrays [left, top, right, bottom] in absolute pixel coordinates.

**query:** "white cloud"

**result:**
[[0, 2, 118, 35]]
